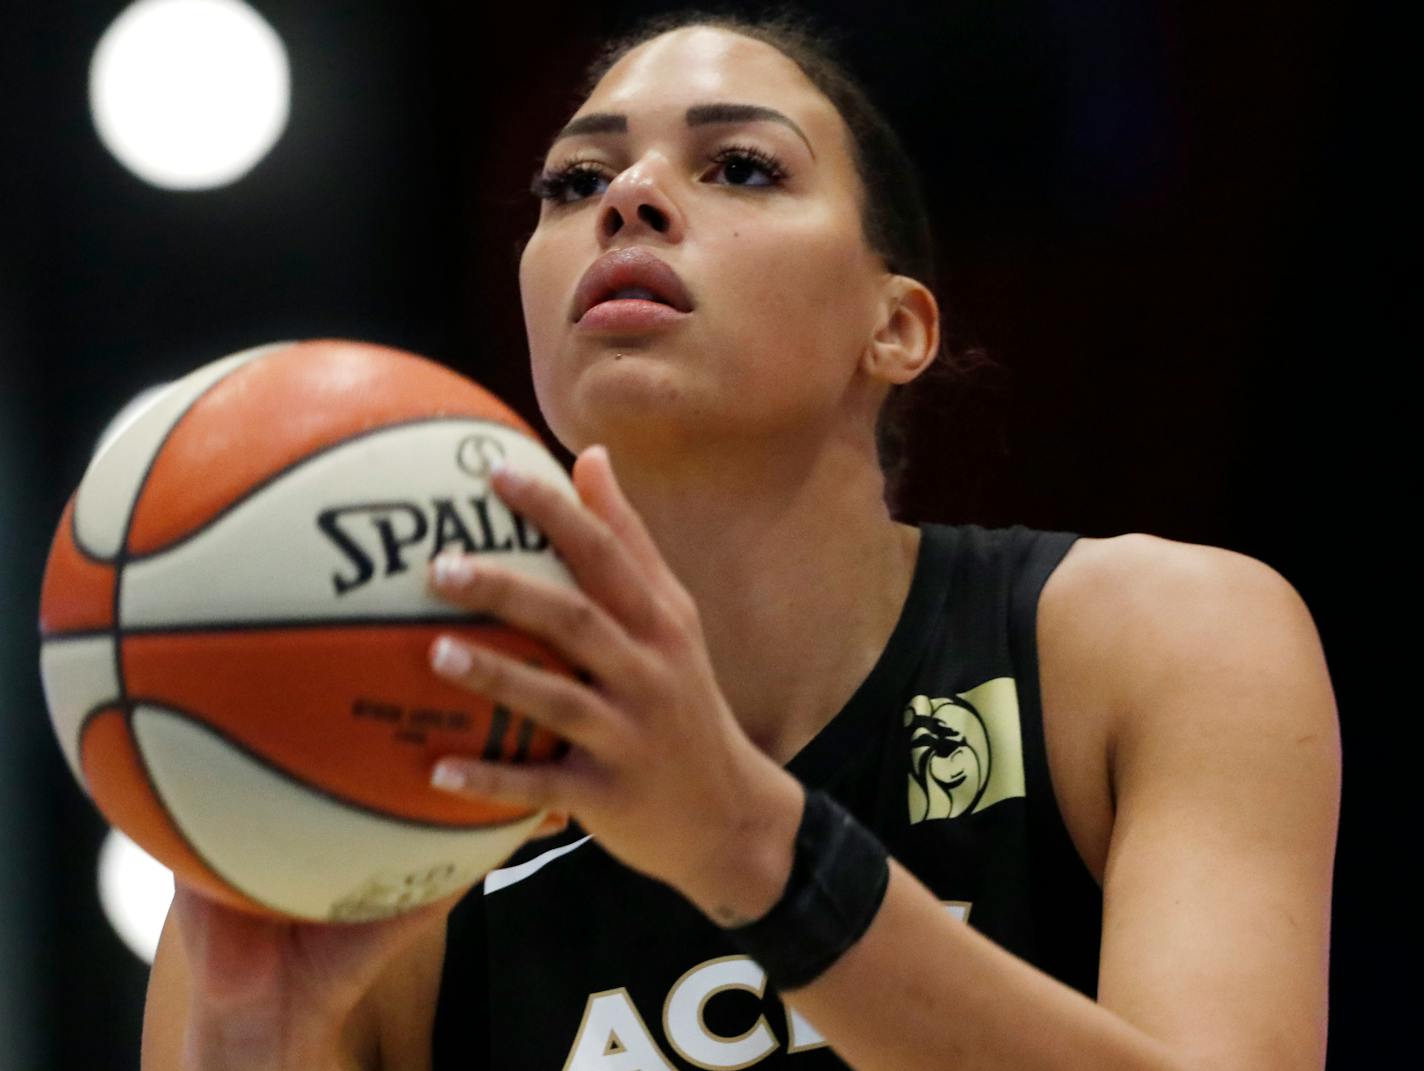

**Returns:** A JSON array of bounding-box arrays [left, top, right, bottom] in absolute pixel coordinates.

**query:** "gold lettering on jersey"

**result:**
[[905, 677, 1026, 824], [943, 900, 972, 923], [784, 1005, 829, 1053], [562, 987, 676, 1070], [563, 905, 971, 1064], [662, 955, 778, 1067]]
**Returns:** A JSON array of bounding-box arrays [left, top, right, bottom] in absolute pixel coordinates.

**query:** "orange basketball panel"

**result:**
[[127, 340, 542, 556], [82, 707, 274, 916], [39, 496, 117, 634], [121, 624, 568, 827]]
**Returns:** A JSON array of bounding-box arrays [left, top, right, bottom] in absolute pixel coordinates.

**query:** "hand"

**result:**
[[423, 445, 803, 918], [167, 882, 459, 1069]]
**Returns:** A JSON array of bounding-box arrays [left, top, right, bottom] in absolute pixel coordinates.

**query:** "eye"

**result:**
[[529, 144, 790, 206], [530, 158, 611, 205], [705, 144, 788, 188]]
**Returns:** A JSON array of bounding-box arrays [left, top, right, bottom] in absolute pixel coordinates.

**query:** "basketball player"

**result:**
[[141, 12, 1340, 1070]]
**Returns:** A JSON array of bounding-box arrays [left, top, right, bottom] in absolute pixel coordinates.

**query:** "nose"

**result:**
[[597, 154, 686, 245]]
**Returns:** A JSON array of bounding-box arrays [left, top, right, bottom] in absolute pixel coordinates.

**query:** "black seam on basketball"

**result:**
[[39, 627, 117, 643], [118, 703, 292, 916], [126, 697, 542, 832], [76, 348, 280, 568], [41, 614, 511, 641], [75, 699, 124, 779], [72, 700, 288, 915], [69, 492, 113, 565], [71, 612, 508, 638], [112, 349, 276, 702], [122, 415, 534, 563], [44, 613, 514, 640]]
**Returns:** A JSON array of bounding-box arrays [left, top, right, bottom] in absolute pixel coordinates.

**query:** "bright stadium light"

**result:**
[[89, 0, 290, 190], [98, 829, 175, 964]]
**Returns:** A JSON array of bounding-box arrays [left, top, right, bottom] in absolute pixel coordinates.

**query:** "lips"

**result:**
[[571, 248, 695, 323]]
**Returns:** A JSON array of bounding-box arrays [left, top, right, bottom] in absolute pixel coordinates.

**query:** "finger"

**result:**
[[429, 752, 576, 812], [429, 555, 650, 697], [573, 445, 678, 590], [171, 885, 283, 1004], [490, 461, 664, 639], [430, 634, 619, 748]]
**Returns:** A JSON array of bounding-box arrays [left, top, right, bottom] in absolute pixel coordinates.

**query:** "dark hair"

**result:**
[[576, 6, 990, 514]]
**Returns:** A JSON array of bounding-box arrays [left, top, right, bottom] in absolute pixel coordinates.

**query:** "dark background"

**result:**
[[0, 1, 1396, 1067]]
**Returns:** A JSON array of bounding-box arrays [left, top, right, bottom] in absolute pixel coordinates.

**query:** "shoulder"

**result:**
[[1040, 532, 1318, 679], [1043, 530, 1303, 622], [1041, 529, 1338, 779]]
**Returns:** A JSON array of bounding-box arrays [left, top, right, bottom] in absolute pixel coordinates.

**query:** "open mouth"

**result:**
[[572, 249, 695, 323], [597, 287, 666, 305]]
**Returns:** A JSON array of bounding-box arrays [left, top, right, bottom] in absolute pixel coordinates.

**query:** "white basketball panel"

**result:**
[[39, 635, 121, 790], [132, 704, 543, 921], [121, 420, 576, 627], [74, 342, 289, 560]]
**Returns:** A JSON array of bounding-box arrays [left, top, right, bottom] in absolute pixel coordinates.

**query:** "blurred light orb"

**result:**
[[89, 0, 290, 190], [98, 829, 174, 964]]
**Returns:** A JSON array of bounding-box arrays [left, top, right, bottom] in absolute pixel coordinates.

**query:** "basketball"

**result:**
[[38, 339, 577, 922]]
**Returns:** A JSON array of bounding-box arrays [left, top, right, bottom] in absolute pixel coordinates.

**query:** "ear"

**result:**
[[862, 275, 940, 386]]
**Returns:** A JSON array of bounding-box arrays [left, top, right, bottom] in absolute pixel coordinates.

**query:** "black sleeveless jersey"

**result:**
[[432, 522, 1102, 1069]]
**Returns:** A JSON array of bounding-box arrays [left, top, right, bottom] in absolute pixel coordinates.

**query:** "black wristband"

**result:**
[[723, 788, 890, 992]]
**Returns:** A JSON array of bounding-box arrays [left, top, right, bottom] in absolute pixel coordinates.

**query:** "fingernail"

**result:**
[[491, 462, 527, 491], [431, 760, 468, 792], [432, 552, 475, 588], [431, 636, 473, 677]]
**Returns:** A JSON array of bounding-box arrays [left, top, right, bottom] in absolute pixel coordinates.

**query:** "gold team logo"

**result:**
[[904, 678, 1027, 824]]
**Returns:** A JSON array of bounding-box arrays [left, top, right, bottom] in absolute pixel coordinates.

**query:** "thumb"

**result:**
[[572, 445, 673, 585]]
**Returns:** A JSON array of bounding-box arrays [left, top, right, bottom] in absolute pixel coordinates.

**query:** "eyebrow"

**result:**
[[551, 102, 816, 158]]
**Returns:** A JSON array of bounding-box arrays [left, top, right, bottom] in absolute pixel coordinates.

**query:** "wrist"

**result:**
[[720, 788, 891, 993], [681, 765, 805, 927], [184, 1002, 357, 1071]]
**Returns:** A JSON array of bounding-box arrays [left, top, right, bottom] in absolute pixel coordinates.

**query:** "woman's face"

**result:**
[[519, 26, 890, 461]]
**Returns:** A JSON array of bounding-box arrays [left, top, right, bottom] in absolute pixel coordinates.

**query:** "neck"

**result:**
[[600, 430, 921, 766]]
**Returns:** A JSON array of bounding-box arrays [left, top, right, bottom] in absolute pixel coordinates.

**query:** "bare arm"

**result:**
[[1088, 536, 1338, 1071], [687, 535, 1339, 1071], [141, 884, 455, 1071]]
